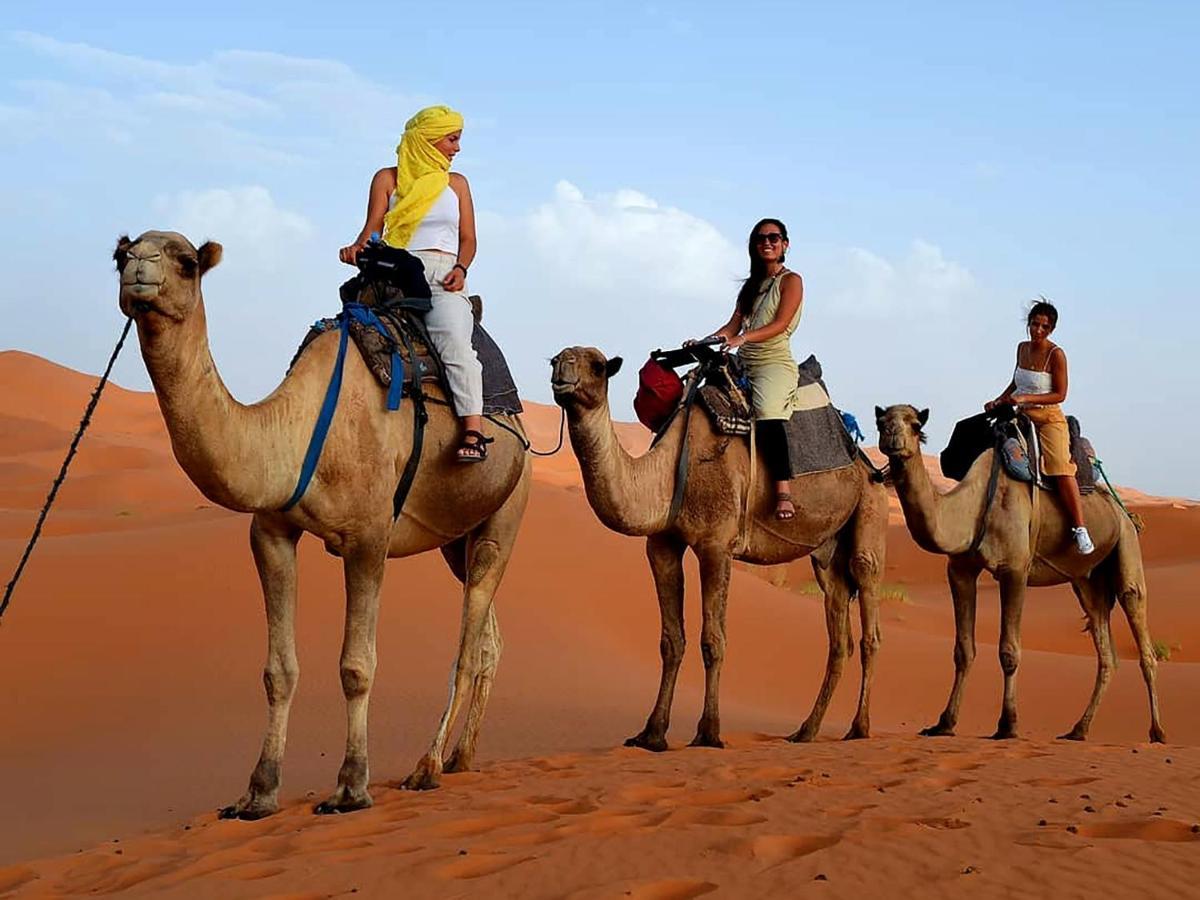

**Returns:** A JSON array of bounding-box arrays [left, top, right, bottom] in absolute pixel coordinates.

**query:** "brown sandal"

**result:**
[[456, 430, 494, 463], [775, 493, 795, 520]]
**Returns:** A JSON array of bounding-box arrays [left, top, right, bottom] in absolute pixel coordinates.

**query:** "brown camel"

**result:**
[[875, 404, 1165, 742], [551, 347, 888, 749], [114, 231, 532, 818]]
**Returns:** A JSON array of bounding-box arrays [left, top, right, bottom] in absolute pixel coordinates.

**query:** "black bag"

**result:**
[[940, 411, 996, 481]]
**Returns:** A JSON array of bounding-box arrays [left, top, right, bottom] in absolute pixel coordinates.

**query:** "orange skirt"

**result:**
[[1023, 405, 1077, 477]]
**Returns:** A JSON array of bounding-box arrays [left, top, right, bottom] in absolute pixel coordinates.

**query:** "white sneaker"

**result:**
[[1072, 527, 1095, 555]]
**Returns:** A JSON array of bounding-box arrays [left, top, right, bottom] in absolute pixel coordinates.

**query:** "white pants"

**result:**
[[411, 250, 483, 417]]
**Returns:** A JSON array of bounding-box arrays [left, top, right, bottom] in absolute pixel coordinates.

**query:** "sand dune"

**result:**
[[1, 350, 1197, 896]]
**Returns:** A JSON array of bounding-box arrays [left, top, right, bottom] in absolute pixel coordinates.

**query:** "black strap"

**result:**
[[392, 322, 428, 519], [666, 367, 705, 528], [968, 440, 1003, 555]]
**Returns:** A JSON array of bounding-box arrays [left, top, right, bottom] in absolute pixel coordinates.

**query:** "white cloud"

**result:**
[[806, 238, 977, 316], [151, 186, 315, 264]]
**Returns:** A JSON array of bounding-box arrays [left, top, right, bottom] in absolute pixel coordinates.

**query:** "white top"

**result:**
[[1013, 345, 1058, 397], [394, 185, 460, 254]]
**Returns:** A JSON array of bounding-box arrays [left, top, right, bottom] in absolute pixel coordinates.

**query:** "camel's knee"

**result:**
[[660, 632, 686, 666], [339, 661, 374, 699], [999, 646, 1020, 676], [859, 631, 881, 660], [263, 658, 299, 705], [467, 539, 502, 586], [700, 636, 725, 668], [849, 551, 880, 585], [953, 641, 976, 671]]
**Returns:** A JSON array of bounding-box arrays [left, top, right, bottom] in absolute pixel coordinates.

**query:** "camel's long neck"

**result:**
[[567, 401, 678, 536], [139, 301, 302, 512], [889, 451, 984, 555]]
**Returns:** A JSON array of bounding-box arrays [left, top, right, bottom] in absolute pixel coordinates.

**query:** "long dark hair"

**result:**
[[736, 218, 788, 316]]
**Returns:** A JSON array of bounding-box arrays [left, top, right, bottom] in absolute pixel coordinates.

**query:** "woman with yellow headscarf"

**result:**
[[340, 105, 489, 462]]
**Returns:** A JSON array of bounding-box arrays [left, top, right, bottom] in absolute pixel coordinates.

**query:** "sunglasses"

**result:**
[[753, 232, 784, 245]]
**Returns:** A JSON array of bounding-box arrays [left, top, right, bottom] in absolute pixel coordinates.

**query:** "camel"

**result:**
[[113, 231, 532, 818], [875, 404, 1165, 742], [550, 347, 888, 749]]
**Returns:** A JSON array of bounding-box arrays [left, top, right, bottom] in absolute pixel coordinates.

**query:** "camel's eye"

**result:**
[[178, 255, 197, 278], [590, 360, 605, 376]]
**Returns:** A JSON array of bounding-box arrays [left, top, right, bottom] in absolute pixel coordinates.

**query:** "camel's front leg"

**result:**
[[691, 544, 731, 749], [445, 604, 503, 774], [789, 539, 850, 743], [921, 557, 980, 737], [220, 517, 302, 820], [846, 542, 884, 740], [404, 472, 529, 790], [315, 540, 388, 814], [626, 533, 687, 752], [1111, 530, 1166, 742], [992, 568, 1027, 740]]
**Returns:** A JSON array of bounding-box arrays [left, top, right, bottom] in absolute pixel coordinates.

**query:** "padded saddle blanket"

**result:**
[[697, 354, 857, 477], [940, 410, 1096, 493], [290, 281, 522, 416]]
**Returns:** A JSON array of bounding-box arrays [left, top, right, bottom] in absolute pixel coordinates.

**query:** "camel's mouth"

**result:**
[[551, 378, 578, 395], [120, 283, 163, 317]]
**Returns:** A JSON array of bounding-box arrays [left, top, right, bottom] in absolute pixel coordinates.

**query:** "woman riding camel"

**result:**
[[339, 105, 488, 463], [696, 218, 804, 520], [985, 300, 1094, 554]]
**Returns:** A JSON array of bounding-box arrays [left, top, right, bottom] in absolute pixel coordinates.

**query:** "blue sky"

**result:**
[[2, 2, 1197, 497]]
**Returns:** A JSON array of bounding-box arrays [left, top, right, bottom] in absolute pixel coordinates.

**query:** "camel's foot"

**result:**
[[443, 746, 474, 774], [218, 791, 278, 821], [919, 713, 956, 737], [688, 732, 725, 750], [401, 754, 443, 791], [1150, 724, 1167, 744], [989, 723, 1019, 741], [843, 720, 870, 741], [313, 785, 373, 815], [787, 721, 819, 743], [624, 731, 669, 753], [1057, 724, 1088, 742]]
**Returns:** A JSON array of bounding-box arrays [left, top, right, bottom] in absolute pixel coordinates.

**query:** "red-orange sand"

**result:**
[[1, 350, 1198, 898]]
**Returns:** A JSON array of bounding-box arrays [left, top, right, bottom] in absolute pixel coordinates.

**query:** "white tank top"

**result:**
[[1013, 345, 1057, 396], [394, 185, 460, 253]]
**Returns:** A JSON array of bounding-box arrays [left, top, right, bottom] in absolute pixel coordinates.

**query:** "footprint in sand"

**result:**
[[1075, 819, 1200, 843], [433, 851, 535, 880], [729, 833, 842, 866], [428, 807, 558, 838], [668, 807, 769, 828]]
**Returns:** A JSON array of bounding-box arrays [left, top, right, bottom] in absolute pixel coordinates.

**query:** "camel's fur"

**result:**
[[551, 347, 889, 748], [115, 231, 532, 817], [876, 404, 1165, 742]]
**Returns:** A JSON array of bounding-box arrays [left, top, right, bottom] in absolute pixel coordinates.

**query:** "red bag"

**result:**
[[634, 357, 683, 431]]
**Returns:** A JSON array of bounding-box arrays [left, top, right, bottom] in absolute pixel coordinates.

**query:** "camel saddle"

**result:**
[[290, 277, 522, 416]]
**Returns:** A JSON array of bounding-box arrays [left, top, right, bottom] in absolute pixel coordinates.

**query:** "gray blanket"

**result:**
[[786, 355, 857, 476]]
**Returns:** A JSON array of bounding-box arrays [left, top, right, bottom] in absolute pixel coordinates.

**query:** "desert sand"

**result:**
[[1, 349, 1197, 898]]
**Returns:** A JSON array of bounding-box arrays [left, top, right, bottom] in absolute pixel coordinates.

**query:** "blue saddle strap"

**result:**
[[281, 318, 351, 511]]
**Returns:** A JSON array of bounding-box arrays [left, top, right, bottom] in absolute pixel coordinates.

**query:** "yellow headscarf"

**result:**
[[381, 105, 464, 249]]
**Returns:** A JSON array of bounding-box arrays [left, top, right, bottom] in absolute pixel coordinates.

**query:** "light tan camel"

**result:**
[[551, 347, 888, 749], [114, 231, 532, 818], [875, 404, 1165, 742]]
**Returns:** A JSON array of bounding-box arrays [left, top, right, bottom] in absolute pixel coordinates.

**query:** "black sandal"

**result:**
[[775, 493, 795, 520], [457, 429, 494, 464]]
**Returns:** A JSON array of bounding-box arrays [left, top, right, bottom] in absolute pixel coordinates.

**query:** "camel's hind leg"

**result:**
[[991, 568, 1027, 740], [403, 471, 530, 790], [846, 496, 886, 740], [626, 533, 687, 752], [789, 537, 852, 743], [921, 556, 981, 737], [1059, 572, 1116, 741], [445, 605, 503, 773], [220, 516, 302, 820], [1111, 522, 1166, 742]]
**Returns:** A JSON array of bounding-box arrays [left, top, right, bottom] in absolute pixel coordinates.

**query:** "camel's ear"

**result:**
[[917, 408, 930, 427], [874, 405, 886, 421], [605, 356, 624, 379], [113, 235, 132, 271], [198, 241, 223, 277]]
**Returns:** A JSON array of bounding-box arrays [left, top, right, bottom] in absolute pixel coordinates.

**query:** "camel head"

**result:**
[[875, 404, 929, 460], [550, 347, 623, 413], [114, 231, 223, 323]]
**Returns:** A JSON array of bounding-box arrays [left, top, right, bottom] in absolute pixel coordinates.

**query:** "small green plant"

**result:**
[[1151, 639, 1173, 662], [880, 584, 910, 605], [794, 580, 823, 596]]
